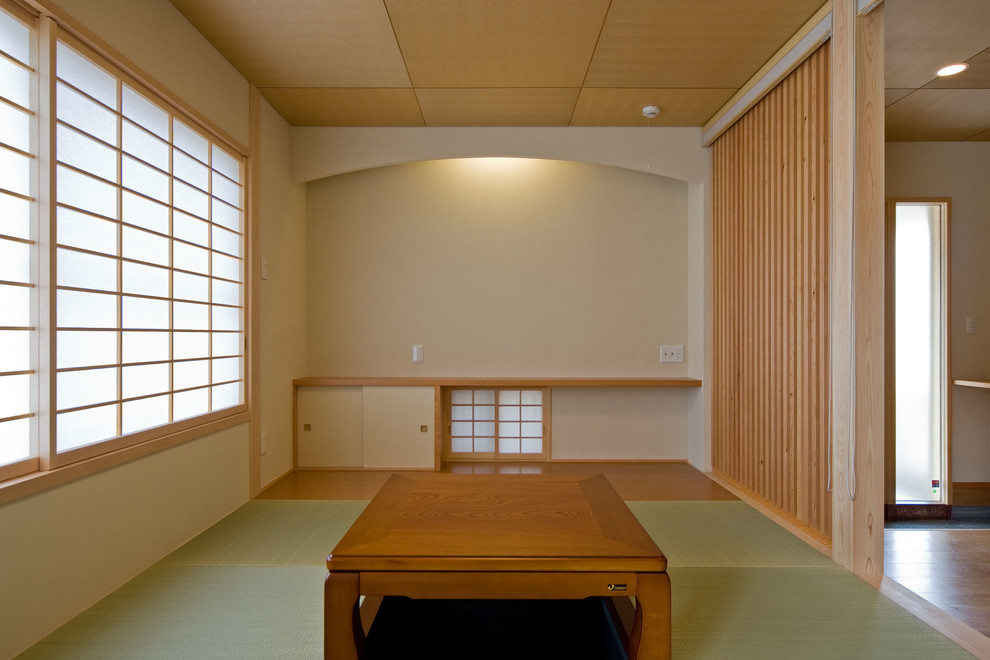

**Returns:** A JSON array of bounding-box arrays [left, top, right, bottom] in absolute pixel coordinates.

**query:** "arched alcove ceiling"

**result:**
[[289, 127, 711, 186]]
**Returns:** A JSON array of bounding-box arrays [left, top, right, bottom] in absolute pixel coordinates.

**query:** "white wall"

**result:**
[[886, 142, 990, 483], [0, 2, 261, 656]]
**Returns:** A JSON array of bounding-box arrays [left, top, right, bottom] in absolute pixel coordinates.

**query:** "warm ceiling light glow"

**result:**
[[936, 63, 969, 77]]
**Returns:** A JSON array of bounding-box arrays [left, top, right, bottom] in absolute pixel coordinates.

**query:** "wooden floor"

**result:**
[[260, 463, 990, 644]]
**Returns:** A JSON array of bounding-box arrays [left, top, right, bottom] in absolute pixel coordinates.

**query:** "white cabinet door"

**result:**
[[362, 386, 435, 469], [296, 386, 363, 467]]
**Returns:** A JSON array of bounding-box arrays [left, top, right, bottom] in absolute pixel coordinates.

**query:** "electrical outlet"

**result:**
[[966, 317, 977, 335], [260, 432, 267, 455], [660, 345, 684, 363]]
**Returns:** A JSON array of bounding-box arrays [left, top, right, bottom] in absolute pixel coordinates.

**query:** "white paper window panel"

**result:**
[[0, 192, 31, 241], [0, 55, 31, 109], [475, 437, 495, 452], [57, 289, 117, 328], [0, 101, 31, 153], [211, 305, 240, 331], [56, 403, 117, 452], [173, 359, 209, 390], [521, 438, 542, 454], [0, 418, 31, 466], [173, 149, 208, 191], [0, 236, 29, 283], [123, 155, 168, 204], [0, 284, 30, 326], [121, 295, 168, 329], [57, 42, 116, 108], [121, 395, 169, 435], [0, 145, 30, 197], [122, 362, 169, 398], [451, 437, 472, 453], [451, 390, 472, 405], [211, 382, 241, 410], [499, 438, 520, 454], [174, 331, 209, 360], [57, 124, 117, 183], [499, 390, 520, 405], [212, 332, 241, 357], [174, 241, 209, 274], [212, 198, 241, 232], [212, 171, 240, 207], [211, 225, 240, 257], [212, 356, 240, 383], [122, 331, 169, 363], [122, 86, 168, 140], [173, 211, 208, 246], [122, 261, 169, 298], [174, 301, 209, 330], [57, 165, 118, 219], [172, 120, 208, 163], [173, 179, 208, 219], [57, 366, 117, 410], [123, 191, 168, 234], [451, 421, 472, 437], [499, 406, 520, 421], [122, 121, 168, 171], [58, 207, 118, 255], [0, 11, 30, 62], [451, 405, 472, 421], [0, 329, 30, 372], [56, 330, 117, 369], [474, 390, 495, 405], [57, 248, 117, 291], [499, 422, 520, 438], [173, 386, 208, 421], [212, 252, 241, 282], [473, 421, 495, 437], [173, 271, 209, 302], [211, 145, 240, 183], [122, 226, 168, 265], [209, 279, 237, 306], [56, 83, 117, 146], [0, 373, 30, 418], [521, 406, 542, 422]]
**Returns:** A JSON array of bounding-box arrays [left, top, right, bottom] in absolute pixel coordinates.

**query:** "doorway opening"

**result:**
[[887, 200, 950, 506]]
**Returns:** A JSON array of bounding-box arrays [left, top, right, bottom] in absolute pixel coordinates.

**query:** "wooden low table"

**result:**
[[325, 473, 670, 659]]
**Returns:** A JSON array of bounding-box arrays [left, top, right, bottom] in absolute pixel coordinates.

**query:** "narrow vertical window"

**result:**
[[446, 388, 547, 460], [0, 5, 37, 477]]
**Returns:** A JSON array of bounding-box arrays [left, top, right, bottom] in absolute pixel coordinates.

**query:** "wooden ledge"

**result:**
[[293, 377, 702, 388], [955, 379, 990, 390]]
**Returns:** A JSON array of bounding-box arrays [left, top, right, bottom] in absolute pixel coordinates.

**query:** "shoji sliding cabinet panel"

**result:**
[[712, 43, 831, 540]]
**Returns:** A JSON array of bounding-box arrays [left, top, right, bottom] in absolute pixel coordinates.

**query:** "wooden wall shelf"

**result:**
[[293, 377, 702, 388]]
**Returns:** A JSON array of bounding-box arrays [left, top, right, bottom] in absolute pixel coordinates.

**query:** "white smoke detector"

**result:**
[[642, 105, 660, 119]]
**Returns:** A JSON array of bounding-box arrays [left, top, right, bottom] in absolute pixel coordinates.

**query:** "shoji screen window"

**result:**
[[447, 388, 547, 460], [54, 37, 245, 461], [0, 5, 37, 480]]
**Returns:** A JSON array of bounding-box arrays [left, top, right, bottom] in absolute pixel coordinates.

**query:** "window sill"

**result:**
[[0, 410, 249, 507]]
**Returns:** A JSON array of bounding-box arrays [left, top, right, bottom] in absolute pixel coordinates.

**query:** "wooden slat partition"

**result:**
[[712, 43, 832, 540]]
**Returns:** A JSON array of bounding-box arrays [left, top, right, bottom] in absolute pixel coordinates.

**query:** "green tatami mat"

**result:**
[[159, 499, 367, 567], [629, 500, 834, 568], [669, 566, 974, 659], [19, 566, 325, 659]]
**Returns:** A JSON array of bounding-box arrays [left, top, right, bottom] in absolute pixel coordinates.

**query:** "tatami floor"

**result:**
[[262, 463, 990, 646]]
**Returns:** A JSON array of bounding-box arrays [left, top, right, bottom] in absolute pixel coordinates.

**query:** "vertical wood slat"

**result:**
[[712, 43, 832, 540]]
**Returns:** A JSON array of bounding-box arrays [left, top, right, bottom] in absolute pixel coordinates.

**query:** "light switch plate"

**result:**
[[412, 344, 424, 363]]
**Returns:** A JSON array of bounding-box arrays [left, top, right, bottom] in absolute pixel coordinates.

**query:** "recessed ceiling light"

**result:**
[[936, 63, 969, 77]]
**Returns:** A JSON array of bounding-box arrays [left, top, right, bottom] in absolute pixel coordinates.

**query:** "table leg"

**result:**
[[325, 571, 363, 660], [628, 572, 671, 660]]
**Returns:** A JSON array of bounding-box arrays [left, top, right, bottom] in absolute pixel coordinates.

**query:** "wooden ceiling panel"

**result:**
[[584, 0, 827, 88], [885, 0, 990, 88], [572, 88, 735, 126], [384, 0, 610, 87], [167, 0, 410, 87], [886, 89, 990, 141], [416, 89, 580, 127], [925, 48, 990, 89], [261, 89, 424, 127]]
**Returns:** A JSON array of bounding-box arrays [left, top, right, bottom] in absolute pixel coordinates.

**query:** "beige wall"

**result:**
[[886, 142, 990, 482], [257, 97, 309, 487], [306, 158, 690, 378]]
